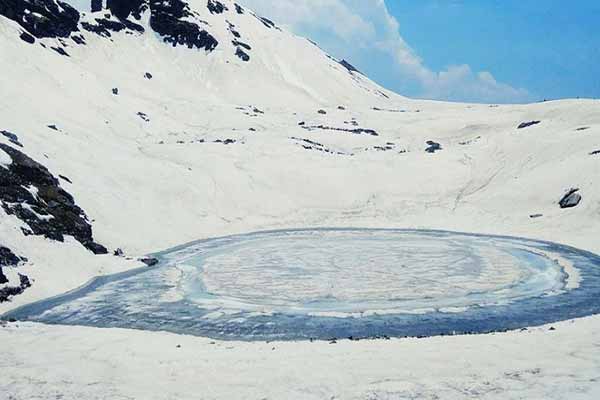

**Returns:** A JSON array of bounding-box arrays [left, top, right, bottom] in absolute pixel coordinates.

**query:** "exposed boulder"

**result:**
[[140, 257, 159, 266], [235, 47, 250, 61], [559, 188, 582, 209], [19, 31, 35, 44], [0, 0, 80, 39], [425, 141, 442, 153], [518, 121, 541, 129], [0, 143, 107, 254]]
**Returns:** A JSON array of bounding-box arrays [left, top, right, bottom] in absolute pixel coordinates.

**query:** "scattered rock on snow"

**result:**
[[317, 109, 327, 115], [137, 112, 150, 122], [112, 88, 119, 95], [558, 188, 582, 209]]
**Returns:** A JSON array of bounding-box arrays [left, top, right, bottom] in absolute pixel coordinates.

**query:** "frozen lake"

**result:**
[[5, 229, 600, 340]]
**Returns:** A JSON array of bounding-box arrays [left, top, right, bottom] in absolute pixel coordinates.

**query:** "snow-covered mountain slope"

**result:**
[[1, 0, 599, 310]]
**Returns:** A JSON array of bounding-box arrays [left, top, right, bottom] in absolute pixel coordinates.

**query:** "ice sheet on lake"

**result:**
[[7, 229, 600, 341]]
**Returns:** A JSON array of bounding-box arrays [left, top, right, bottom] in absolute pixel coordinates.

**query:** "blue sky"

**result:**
[[386, 0, 600, 102], [241, 0, 600, 103]]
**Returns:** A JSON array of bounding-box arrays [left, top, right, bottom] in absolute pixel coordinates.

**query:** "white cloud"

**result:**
[[241, 0, 533, 103]]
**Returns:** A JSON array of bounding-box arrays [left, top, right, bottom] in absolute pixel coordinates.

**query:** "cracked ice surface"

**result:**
[[8, 229, 600, 340]]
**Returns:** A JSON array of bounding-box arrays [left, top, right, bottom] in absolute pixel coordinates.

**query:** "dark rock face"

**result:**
[[207, 0, 228, 14], [0, 246, 21, 269], [0, 0, 80, 39], [559, 188, 582, 209], [106, 0, 147, 20], [425, 141, 442, 153], [518, 121, 541, 129], [0, 143, 107, 254], [234, 3, 244, 14], [149, 0, 219, 51], [91, 0, 103, 13]]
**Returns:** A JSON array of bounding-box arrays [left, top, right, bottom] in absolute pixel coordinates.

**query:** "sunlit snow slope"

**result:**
[[0, 0, 599, 310]]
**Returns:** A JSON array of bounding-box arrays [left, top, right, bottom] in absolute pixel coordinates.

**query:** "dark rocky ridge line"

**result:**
[[0, 143, 107, 255], [1, 0, 219, 52]]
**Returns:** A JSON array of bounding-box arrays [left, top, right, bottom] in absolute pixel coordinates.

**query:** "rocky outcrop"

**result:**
[[0, 143, 107, 254], [559, 188, 582, 209], [0, 0, 80, 39], [149, 0, 219, 51]]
